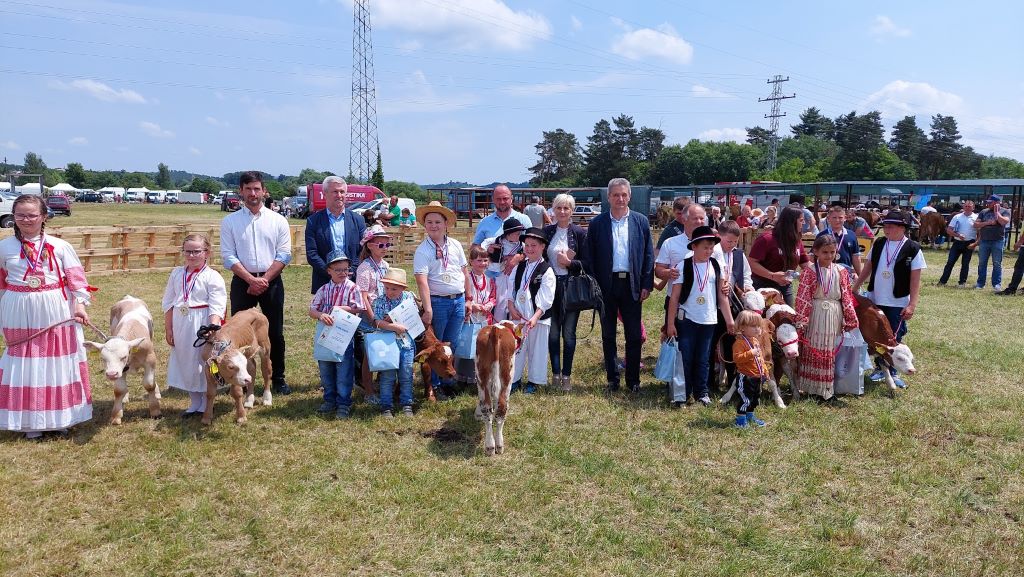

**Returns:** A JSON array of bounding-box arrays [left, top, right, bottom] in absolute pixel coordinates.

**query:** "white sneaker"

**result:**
[[993, 285, 1003, 292]]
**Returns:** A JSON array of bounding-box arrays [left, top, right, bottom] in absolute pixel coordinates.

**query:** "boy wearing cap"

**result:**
[[852, 211, 924, 388], [505, 227, 557, 393], [665, 226, 736, 407], [370, 269, 417, 417], [308, 250, 364, 418], [973, 195, 1011, 291]]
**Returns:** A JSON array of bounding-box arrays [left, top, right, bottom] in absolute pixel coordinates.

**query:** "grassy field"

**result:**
[[1, 220, 1023, 575]]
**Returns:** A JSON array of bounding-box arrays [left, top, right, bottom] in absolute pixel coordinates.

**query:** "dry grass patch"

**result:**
[[0, 252, 1022, 576]]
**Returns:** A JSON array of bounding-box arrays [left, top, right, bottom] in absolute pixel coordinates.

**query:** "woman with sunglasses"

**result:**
[[0, 195, 94, 439], [354, 225, 393, 402]]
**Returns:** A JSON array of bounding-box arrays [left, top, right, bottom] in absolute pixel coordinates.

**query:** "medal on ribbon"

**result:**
[[181, 265, 205, 313], [693, 260, 710, 306], [21, 235, 45, 288], [741, 334, 766, 378], [883, 238, 906, 281]]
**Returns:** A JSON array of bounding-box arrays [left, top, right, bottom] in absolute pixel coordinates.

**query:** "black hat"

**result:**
[[880, 210, 911, 228], [500, 218, 526, 238], [687, 225, 720, 249], [520, 227, 549, 246]]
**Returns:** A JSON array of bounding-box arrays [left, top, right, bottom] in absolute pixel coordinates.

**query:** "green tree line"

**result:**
[[529, 108, 1024, 187]]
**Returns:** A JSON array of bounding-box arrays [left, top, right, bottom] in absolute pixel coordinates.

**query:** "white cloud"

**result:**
[[870, 15, 911, 40], [697, 128, 746, 143], [611, 21, 693, 65], [68, 137, 89, 146], [205, 116, 230, 128], [960, 115, 1024, 159], [503, 72, 628, 97], [51, 79, 146, 104], [369, 0, 551, 51], [139, 121, 175, 139], [189, 146, 202, 155], [863, 80, 964, 119], [570, 15, 582, 31], [691, 84, 734, 99], [1, 140, 18, 150]]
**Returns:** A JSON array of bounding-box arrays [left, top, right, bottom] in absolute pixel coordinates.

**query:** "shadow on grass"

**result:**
[[423, 405, 479, 460]]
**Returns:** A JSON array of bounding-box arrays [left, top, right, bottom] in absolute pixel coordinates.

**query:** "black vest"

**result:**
[[867, 237, 920, 298], [513, 260, 553, 321]]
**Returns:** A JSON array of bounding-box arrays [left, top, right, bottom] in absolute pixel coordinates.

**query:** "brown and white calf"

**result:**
[[474, 321, 519, 456], [84, 295, 160, 425], [415, 325, 456, 402], [854, 294, 917, 393], [199, 308, 273, 425]]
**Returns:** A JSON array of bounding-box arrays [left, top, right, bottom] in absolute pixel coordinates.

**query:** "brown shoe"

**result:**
[[560, 375, 572, 392]]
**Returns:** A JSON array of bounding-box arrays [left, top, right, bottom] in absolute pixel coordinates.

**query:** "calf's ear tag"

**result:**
[[131, 346, 139, 353], [874, 344, 887, 355], [209, 362, 219, 375]]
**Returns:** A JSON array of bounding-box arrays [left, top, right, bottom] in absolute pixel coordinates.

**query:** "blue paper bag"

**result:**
[[363, 331, 400, 372], [654, 338, 677, 382], [455, 322, 484, 359]]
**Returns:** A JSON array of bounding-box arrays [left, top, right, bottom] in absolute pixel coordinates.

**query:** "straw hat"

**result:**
[[415, 201, 455, 224], [751, 208, 764, 218], [380, 268, 408, 288]]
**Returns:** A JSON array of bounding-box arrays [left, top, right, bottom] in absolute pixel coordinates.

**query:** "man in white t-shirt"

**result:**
[[851, 210, 925, 388], [937, 200, 977, 287], [654, 203, 706, 291]]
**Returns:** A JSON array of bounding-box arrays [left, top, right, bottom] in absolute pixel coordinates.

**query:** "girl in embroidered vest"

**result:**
[[455, 246, 497, 389], [851, 211, 925, 388], [162, 234, 226, 417], [0, 195, 94, 439], [794, 235, 858, 400], [505, 228, 556, 394]]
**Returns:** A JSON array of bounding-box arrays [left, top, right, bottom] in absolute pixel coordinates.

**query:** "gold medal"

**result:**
[[518, 292, 528, 303], [179, 304, 189, 315], [820, 301, 830, 310], [696, 295, 706, 305], [882, 271, 892, 279], [441, 273, 451, 283], [26, 276, 41, 289]]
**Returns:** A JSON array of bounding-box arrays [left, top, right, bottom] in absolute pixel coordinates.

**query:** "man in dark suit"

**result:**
[[584, 178, 654, 392], [304, 176, 367, 294]]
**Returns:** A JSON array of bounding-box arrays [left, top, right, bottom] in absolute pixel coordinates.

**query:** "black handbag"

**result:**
[[563, 272, 603, 314]]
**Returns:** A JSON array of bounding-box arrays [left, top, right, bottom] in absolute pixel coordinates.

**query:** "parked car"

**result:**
[[572, 205, 600, 224], [220, 192, 241, 212], [77, 191, 103, 203], [47, 195, 72, 216]]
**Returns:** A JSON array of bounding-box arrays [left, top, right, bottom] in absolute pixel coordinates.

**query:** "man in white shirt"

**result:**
[[221, 171, 293, 394], [937, 200, 977, 288], [655, 203, 706, 290]]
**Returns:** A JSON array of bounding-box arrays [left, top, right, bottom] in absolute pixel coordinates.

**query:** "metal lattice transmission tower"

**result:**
[[758, 75, 795, 171], [350, 0, 379, 183]]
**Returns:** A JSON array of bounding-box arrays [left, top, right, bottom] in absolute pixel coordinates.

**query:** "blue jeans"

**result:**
[[319, 346, 355, 409], [976, 239, 1005, 287], [676, 318, 715, 401], [379, 345, 414, 410], [429, 294, 465, 387], [548, 275, 581, 377]]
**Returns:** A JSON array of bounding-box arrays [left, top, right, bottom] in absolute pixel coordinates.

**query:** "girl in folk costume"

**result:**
[[354, 225, 392, 403], [665, 226, 736, 407], [0, 195, 94, 439], [794, 234, 859, 400], [455, 246, 497, 389], [161, 234, 227, 417], [505, 227, 556, 394]]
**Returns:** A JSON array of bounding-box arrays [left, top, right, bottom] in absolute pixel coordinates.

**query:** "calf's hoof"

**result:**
[[495, 445, 504, 455], [109, 417, 123, 426], [485, 446, 495, 456], [200, 418, 213, 426], [774, 399, 787, 409], [235, 416, 247, 425]]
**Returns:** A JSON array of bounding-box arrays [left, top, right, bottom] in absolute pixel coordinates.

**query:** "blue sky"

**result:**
[[2, 0, 1023, 185]]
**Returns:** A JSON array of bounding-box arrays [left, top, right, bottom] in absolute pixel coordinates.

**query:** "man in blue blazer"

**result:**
[[304, 176, 368, 294], [584, 178, 654, 392]]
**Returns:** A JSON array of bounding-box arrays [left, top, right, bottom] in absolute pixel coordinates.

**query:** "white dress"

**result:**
[[161, 266, 227, 393], [0, 235, 93, 431]]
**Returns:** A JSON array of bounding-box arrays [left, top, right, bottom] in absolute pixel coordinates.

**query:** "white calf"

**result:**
[[84, 295, 160, 425]]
